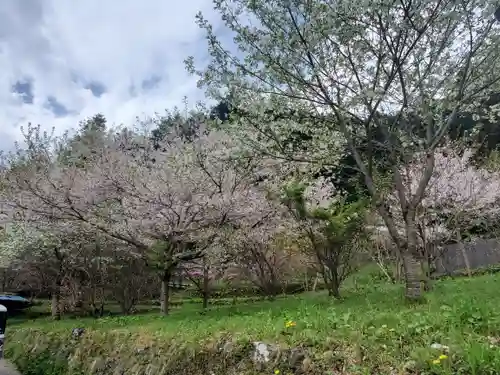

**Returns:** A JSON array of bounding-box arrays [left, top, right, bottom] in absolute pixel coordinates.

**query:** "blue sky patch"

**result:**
[[85, 81, 106, 98], [45, 96, 70, 117], [141, 74, 162, 91], [12, 79, 34, 104]]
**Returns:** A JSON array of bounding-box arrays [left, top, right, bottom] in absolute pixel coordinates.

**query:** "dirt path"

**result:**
[[0, 360, 20, 375]]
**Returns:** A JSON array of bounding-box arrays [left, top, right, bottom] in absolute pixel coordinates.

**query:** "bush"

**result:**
[[5, 329, 262, 375]]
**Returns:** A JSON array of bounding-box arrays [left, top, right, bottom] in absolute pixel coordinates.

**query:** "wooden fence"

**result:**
[[433, 238, 500, 276]]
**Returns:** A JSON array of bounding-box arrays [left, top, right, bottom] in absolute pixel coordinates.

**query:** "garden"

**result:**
[[1, 0, 500, 373]]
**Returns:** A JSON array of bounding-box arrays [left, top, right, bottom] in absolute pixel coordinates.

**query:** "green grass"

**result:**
[[8, 273, 500, 374]]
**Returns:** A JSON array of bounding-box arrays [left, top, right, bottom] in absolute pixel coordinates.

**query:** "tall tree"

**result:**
[[188, 0, 500, 299], [150, 107, 206, 149], [58, 113, 108, 167]]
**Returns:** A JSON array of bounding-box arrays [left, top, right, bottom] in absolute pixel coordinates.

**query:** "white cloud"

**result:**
[[0, 0, 225, 150]]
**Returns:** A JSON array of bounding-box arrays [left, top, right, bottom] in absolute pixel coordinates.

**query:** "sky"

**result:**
[[0, 0, 228, 151]]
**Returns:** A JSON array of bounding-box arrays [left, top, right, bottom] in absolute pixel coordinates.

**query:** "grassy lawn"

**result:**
[[7, 273, 500, 374]]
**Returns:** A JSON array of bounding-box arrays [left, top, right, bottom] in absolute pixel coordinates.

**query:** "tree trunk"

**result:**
[[160, 270, 172, 315], [202, 265, 209, 309], [51, 253, 64, 320], [312, 273, 319, 291], [402, 252, 422, 300], [51, 282, 61, 320], [417, 224, 432, 291], [0, 269, 6, 293], [328, 279, 341, 299], [321, 265, 341, 299], [403, 214, 423, 300], [328, 265, 341, 298]]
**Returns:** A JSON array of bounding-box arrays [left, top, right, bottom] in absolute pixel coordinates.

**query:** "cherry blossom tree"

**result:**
[[0, 120, 296, 314], [0, 219, 102, 319], [405, 146, 500, 233], [0, 227, 17, 271], [95, 127, 296, 314], [188, 0, 500, 299], [385, 144, 500, 280]]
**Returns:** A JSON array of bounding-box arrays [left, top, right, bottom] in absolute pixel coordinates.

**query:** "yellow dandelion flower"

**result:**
[[439, 354, 448, 360], [432, 359, 441, 365]]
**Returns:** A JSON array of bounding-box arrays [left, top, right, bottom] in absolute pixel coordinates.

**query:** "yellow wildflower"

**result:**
[[285, 320, 296, 328], [439, 354, 448, 360], [432, 359, 441, 365], [274, 370, 280, 374]]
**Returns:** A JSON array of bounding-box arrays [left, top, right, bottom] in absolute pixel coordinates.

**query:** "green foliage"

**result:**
[[11, 345, 81, 375], [312, 198, 367, 244], [147, 239, 173, 271], [146, 239, 200, 275], [150, 106, 207, 147], [282, 180, 369, 297], [283, 180, 368, 250], [281, 181, 308, 220], [483, 149, 500, 173], [57, 113, 107, 167], [284, 179, 366, 216]]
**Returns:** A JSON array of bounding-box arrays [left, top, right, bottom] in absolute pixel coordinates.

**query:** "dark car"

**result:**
[[0, 295, 31, 314]]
